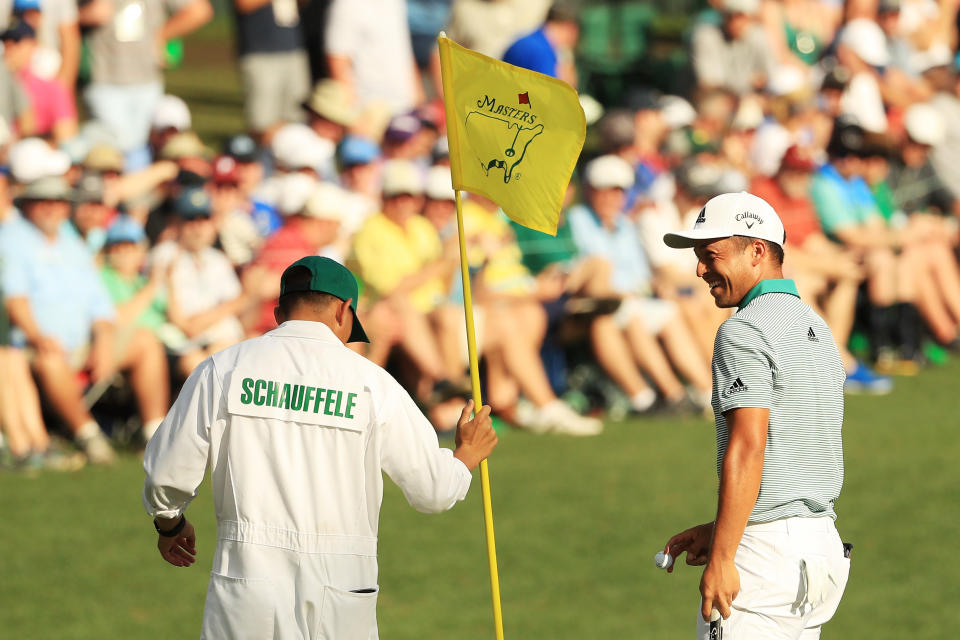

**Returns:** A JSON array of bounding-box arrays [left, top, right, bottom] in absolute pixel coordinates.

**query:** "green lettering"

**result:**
[[290, 385, 305, 411], [266, 381, 278, 407], [519, 111, 529, 123], [334, 390, 344, 417], [313, 388, 326, 413], [303, 387, 315, 412], [253, 379, 266, 406], [324, 388, 337, 415], [279, 383, 291, 410], [478, 95, 496, 110], [528, 114, 537, 125], [345, 393, 357, 419], [240, 378, 254, 404]]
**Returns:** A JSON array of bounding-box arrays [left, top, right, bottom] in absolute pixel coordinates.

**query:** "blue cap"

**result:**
[[338, 136, 380, 168], [13, 0, 40, 12], [174, 186, 212, 219], [104, 216, 146, 246]]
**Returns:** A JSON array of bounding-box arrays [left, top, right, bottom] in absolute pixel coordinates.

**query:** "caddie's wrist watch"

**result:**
[[154, 515, 186, 537]]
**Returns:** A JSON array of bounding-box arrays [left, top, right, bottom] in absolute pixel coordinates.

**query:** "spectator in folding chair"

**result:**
[[1, 177, 166, 463]]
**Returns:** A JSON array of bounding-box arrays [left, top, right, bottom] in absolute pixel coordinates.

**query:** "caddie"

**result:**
[[660, 192, 850, 638], [143, 256, 498, 639]]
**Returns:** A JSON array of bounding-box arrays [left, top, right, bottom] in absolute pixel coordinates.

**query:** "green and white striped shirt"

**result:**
[[711, 279, 845, 523]]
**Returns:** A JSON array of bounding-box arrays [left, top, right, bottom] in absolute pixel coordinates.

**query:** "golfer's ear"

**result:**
[[340, 298, 354, 324]]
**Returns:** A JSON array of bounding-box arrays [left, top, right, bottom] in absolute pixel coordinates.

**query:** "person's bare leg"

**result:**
[[498, 318, 557, 407], [32, 352, 94, 434], [0, 348, 34, 457], [822, 277, 859, 349], [178, 350, 206, 379], [483, 347, 519, 416], [431, 305, 469, 380], [925, 243, 960, 323], [865, 249, 897, 307], [624, 318, 685, 401], [568, 256, 616, 297], [395, 301, 445, 382], [676, 297, 717, 363], [657, 321, 712, 394], [898, 248, 956, 342], [590, 316, 652, 397], [4, 348, 49, 453], [355, 301, 401, 366], [118, 329, 170, 424]]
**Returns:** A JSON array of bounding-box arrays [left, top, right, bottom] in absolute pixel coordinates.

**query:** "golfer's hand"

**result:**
[[157, 519, 197, 568], [700, 557, 739, 621], [453, 400, 497, 471], [664, 522, 714, 573]]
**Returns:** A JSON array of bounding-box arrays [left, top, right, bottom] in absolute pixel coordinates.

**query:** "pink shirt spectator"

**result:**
[[17, 68, 76, 136]]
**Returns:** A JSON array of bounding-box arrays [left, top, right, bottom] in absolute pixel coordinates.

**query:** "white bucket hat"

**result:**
[[663, 191, 785, 248]]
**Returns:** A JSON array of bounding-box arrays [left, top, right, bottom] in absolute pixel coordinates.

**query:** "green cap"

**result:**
[[279, 256, 369, 343]]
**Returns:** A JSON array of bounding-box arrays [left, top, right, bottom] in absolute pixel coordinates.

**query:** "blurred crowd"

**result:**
[[3, 0, 960, 472]]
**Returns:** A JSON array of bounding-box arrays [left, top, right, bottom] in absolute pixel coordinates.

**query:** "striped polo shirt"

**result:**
[[711, 279, 846, 523]]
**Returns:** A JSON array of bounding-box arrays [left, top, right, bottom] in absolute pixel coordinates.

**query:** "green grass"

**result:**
[[2, 359, 958, 638]]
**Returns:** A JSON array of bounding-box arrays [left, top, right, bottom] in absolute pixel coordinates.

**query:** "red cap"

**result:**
[[212, 155, 239, 184], [779, 145, 816, 173]]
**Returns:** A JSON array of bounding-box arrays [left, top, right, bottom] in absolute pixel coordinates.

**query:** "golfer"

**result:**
[[661, 192, 850, 638], [143, 256, 497, 639]]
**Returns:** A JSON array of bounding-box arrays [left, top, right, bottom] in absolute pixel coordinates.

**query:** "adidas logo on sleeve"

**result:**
[[722, 377, 748, 398], [807, 327, 819, 342]]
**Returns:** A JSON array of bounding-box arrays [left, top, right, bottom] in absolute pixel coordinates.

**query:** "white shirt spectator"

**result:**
[[325, 0, 418, 114], [841, 71, 888, 133]]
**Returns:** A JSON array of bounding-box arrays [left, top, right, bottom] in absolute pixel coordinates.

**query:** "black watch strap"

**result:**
[[154, 515, 186, 537]]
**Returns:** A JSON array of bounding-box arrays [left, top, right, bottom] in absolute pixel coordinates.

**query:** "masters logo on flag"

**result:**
[[438, 35, 586, 235]]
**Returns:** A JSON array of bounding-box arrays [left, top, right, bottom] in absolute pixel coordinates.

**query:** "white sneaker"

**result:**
[[79, 431, 116, 465], [531, 400, 603, 436]]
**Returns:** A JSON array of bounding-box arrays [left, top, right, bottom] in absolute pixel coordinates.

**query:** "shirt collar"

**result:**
[[268, 320, 342, 343], [737, 278, 799, 310]]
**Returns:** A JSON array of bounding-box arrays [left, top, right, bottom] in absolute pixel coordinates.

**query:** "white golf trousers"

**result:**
[[696, 516, 850, 640], [201, 538, 380, 640]]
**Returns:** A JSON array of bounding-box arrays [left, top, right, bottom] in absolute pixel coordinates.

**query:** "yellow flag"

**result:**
[[438, 35, 586, 236]]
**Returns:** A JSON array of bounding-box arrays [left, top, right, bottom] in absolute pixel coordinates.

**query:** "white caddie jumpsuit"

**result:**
[[143, 320, 473, 640]]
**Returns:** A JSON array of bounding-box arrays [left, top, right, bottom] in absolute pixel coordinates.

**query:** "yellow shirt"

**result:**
[[351, 213, 445, 313], [461, 200, 535, 296]]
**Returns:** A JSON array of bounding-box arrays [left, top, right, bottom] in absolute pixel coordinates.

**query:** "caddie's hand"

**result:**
[[157, 519, 197, 568], [700, 556, 739, 621], [453, 400, 497, 471], [664, 522, 714, 573]]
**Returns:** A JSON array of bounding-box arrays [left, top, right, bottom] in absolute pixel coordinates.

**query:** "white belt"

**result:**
[[218, 520, 378, 556]]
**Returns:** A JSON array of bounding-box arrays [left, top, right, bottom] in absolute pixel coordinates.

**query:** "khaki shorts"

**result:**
[[240, 51, 311, 132]]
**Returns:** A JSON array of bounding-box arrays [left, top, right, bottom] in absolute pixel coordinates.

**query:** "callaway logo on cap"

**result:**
[[663, 191, 786, 249]]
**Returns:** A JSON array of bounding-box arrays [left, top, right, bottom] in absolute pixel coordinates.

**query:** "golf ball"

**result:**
[[654, 550, 674, 569]]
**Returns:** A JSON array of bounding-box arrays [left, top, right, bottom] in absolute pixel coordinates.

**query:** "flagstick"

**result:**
[[454, 189, 505, 640]]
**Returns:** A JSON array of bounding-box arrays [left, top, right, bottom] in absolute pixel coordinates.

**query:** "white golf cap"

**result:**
[[152, 94, 192, 131], [840, 19, 891, 67], [304, 182, 347, 221], [657, 95, 696, 129], [663, 191, 785, 249], [278, 172, 318, 216], [271, 123, 334, 171], [585, 154, 634, 190], [904, 103, 946, 146], [381, 159, 423, 197], [9, 137, 71, 183], [425, 165, 455, 201]]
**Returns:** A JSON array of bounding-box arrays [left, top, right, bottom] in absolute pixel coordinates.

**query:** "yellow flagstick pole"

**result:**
[[454, 188, 505, 640]]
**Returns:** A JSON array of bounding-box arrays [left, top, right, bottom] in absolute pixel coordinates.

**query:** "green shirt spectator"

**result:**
[[100, 265, 167, 331], [509, 217, 577, 275]]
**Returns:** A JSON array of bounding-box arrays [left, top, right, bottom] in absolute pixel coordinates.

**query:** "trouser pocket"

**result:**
[[317, 584, 379, 640], [201, 572, 276, 639]]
